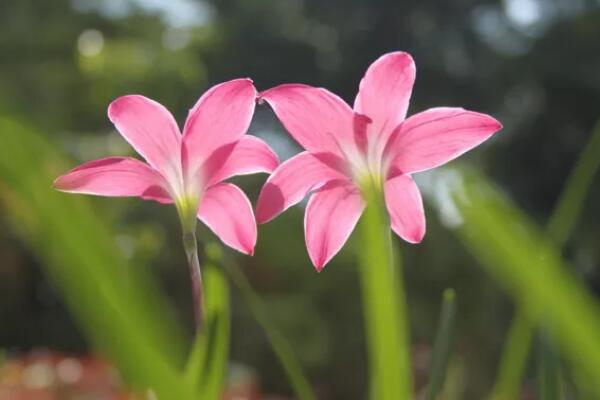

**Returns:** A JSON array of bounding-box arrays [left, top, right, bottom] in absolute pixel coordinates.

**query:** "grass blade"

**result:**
[[209, 243, 317, 400], [538, 332, 561, 400], [0, 117, 191, 398], [199, 265, 231, 398], [490, 307, 535, 400], [426, 288, 457, 400], [490, 118, 600, 399], [546, 119, 600, 246], [434, 166, 600, 397]]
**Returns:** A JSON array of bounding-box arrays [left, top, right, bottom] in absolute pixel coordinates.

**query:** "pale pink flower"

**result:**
[[55, 79, 278, 255], [256, 52, 502, 271]]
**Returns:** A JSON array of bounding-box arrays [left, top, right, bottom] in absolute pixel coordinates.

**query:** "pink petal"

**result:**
[[259, 84, 355, 158], [384, 174, 425, 243], [388, 107, 502, 174], [304, 181, 365, 271], [108, 95, 182, 181], [203, 135, 280, 188], [197, 183, 257, 255], [353, 52, 416, 154], [182, 79, 257, 177], [53, 157, 171, 203], [255, 151, 349, 224]]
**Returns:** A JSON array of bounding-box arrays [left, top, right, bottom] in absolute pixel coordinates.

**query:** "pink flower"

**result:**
[[256, 52, 502, 271], [55, 79, 279, 255]]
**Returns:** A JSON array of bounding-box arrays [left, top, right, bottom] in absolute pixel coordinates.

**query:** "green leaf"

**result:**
[[431, 166, 600, 397], [0, 117, 192, 399], [426, 288, 457, 400], [198, 265, 231, 399], [210, 243, 317, 400], [489, 307, 535, 400], [490, 118, 600, 399], [538, 332, 561, 400]]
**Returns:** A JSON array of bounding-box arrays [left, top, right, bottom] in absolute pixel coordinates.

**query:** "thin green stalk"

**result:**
[[490, 119, 600, 399], [358, 181, 412, 400], [210, 244, 316, 400], [546, 119, 600, 247], [183, 229, 205, 330], [490, 307, 535, 400], [426, 288, 457, 400], [538, 332, 561, 400]]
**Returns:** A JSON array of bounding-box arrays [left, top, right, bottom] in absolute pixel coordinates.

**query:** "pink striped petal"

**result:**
[[197, 183, 257, 255], [384, 174, 425, 243], [256, 152, 349, 224], [388, 107, 502, 174], [304, 181, 365, 271], [53, 157, 171, 203], [108, 95, 182, 180], [259, 84, 355, 158], [182, 79, 257, 177], [353, 52, 416, 151], [203, 135, 280, 188]]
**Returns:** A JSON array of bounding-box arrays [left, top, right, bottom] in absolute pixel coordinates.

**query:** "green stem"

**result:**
[[183, 229, 204, 330], [358, 183, 412, 400], [490, 118, 600, 399]]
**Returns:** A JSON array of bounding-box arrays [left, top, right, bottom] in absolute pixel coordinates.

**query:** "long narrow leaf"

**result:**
[[0, 117, 191, 399], [432, 166, 600, 397], [211, 244, 317, 400], [490, 118, 600, 399], [426, 288, 457, 400]]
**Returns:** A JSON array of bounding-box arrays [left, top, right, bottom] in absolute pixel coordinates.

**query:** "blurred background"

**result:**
[[1, 0, 600, 398]]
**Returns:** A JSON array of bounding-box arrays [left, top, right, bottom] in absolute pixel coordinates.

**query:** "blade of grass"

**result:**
[[489, 307, 535, 400], [358, 182, 412, 400], [183, 262, 230, 398], [440, 166, 600, 397], [546, 119, 600, 246], [426, 288, 457, 400], [197, 265, 231, 399], [490, 119, 600, 399], [207, 243, 317, 400], [538, 332, 561, 400], [0, 117, 192, 399]]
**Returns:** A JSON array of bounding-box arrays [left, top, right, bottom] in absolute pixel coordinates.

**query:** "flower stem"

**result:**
[[358, 182, 412, 400], [183, 229, 205, 330]]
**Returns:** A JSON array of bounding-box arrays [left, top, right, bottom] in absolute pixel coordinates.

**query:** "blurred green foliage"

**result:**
[[0, 117, 189, 398], [1, 0, 600, 398]]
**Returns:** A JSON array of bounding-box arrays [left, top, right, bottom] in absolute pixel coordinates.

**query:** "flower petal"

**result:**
[[53, 157, 171, 203], [203, 135, 280, 188], [182, 79, 257, 177], [388, 107, 502, 174], [304, 181, 364, 271], [353, 52, 416, 151], [108, 95, 182, 180], [384, 174, 425, 243], [197, 183, 257, 255], [259, 84, 355, 158], [255, 151, 349, 224]]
